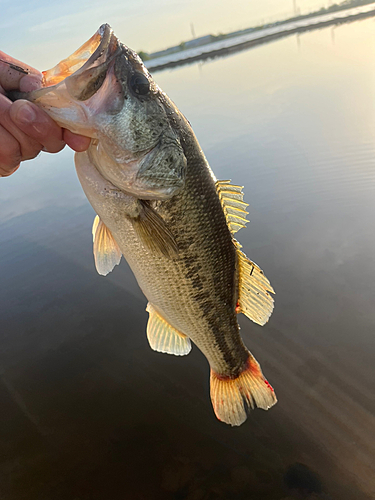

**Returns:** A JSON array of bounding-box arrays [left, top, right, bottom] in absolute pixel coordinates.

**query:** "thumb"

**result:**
[[0, 51, 42, 91], [9, 100, 65, 153]]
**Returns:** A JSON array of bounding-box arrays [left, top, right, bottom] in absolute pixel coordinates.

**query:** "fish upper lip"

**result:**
[[39, 24, 119, 89], [80, 24, 117, 72], [7, 24, 118, 102]]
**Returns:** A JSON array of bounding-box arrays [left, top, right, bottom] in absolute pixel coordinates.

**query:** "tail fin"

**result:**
[[210, 354, 277, 426]]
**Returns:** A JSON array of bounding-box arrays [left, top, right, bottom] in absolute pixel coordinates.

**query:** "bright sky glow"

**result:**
[[1, 0, 328, 70]]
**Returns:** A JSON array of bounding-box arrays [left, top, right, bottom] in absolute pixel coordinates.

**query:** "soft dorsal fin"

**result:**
[[146, 303, 191, 356], [237, 249, 275, 326], [92, 215, 122, 276], [216, 180, 274, 325], [216, 180, 249, 234]]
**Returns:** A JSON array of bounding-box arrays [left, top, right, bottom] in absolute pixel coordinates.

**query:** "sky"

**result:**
[[1, 0, 332, 69]]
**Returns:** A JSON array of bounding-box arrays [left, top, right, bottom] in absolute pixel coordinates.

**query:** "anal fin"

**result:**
[[237, 249, 275, 326], [210, 353, 277, 426], [146, 303, 191, 356], [92, 215, 122, 276]]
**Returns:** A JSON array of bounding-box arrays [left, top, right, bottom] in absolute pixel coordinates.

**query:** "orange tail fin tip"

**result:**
[[210, 355, 277, 426]]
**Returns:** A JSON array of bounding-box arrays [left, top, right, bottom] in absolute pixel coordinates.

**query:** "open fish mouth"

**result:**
[[42, 24, 118, 89], [8, 24, 120, 104], [7, 24, 125, 137]]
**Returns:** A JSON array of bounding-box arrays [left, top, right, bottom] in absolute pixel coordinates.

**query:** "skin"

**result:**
[[0, 51, 91, 177]]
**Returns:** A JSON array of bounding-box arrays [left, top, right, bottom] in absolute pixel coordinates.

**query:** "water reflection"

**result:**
[[1, 18, 374, 500]]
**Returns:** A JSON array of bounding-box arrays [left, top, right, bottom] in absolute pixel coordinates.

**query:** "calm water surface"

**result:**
[[1, 19, 375, 500]]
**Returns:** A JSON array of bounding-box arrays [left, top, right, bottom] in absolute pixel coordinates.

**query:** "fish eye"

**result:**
[[130, 73, 150, 96]]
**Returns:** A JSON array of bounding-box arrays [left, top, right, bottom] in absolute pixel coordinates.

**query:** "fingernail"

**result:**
[[14, 101, 36, 124]]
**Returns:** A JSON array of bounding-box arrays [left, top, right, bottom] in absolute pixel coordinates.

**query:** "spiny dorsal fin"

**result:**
[[146, 303, 191, 356], [237, 249, 275, 326], [92, 215, 122, 276], [216, 180, 249, 234]]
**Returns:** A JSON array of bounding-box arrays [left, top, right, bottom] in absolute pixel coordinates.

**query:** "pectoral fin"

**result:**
[[134, 201, 179, 258], [237, 249, 275, 326], [146, 303, 191, 356], [92, 215, 122, 276]]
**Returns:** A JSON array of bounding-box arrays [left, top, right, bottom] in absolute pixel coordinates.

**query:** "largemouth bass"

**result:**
[[14, 25, 277, 426]]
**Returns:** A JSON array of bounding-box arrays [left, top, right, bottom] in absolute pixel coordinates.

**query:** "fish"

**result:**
[[13, 24, 277, 426]]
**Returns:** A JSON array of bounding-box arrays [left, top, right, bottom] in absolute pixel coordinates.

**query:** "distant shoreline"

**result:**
[[147, 7, 375, 72]]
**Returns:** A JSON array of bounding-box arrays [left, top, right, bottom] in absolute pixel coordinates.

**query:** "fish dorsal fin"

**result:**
[[216, 180, 249, 234], [237, 249, 275, 326], [92, 215, 122, 276], [146, 303, 191, 356]]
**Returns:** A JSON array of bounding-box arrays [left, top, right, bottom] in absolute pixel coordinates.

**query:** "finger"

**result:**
[[63, 129, 91, 152], [0, 95, 44, 163], [19, 74, 44, 92], [0, 126, 22, 176], [0, 96, 49, 162], [9, 100, 65, 154], [0, 164, 20, 177], [0, 74, 40, 96], [0, 51, 42, 91]]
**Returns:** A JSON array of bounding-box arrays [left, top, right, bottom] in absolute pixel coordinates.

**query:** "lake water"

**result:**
[[1, 17, 374, 500]]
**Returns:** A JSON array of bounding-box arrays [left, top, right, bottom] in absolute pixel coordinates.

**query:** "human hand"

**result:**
[[0, 51, 91, 177]]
